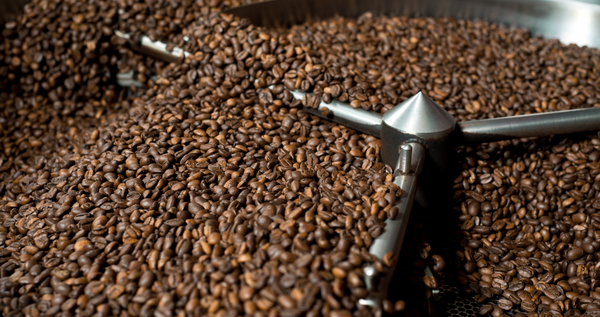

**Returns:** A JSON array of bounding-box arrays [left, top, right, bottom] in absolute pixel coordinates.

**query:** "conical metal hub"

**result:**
[[382, 91, 456, 138], [380, 91, 457, 213], [380, 91, 456, 166]]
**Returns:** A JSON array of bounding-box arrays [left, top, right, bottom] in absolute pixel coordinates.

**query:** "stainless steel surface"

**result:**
[[223, 0, 600, 49], [289, 90, 382, 136], [383, 92, 456, 137], [361, 266, 378, 307], [381, 92, 456, 167], [115, 70, 144, 88], [381, 92, 456, 213], [359, 142, 425, 307], [458, 107, 600, 144], [400, 144, 412, 174], [114, 31, 190, 64]]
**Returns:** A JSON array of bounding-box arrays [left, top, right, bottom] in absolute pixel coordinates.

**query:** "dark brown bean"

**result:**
[[497, 298, 513, 311], [479, 304, 494, 315]]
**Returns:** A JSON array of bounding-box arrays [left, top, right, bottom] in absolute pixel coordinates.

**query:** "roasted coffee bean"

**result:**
[[497, 298, 513, 311], [479, 304, 494, 315], [503, 290, 521, 305], [383, 252, 395, 267], [395, 300, 406, 312], [382, 300, 394, 314], [423, 276, 439, 289], [474, 294, 488, 304], [432, 255, 446, 272], [521, 300, 537, 312], [491, 306, 503, 317]]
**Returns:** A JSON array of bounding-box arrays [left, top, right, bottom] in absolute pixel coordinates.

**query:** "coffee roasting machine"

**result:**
[[5, 0, 600, 315], [106, 0, 600, 314]]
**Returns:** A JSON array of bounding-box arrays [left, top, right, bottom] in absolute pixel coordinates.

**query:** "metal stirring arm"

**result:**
[[290, 90, 382, 135], [457, 108, 600, 143], [359, 142, 425, 307], [293, 90, 600, 143], [114, 30, 190, 64]]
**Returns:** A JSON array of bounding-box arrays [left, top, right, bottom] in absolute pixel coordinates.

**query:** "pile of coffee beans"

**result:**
[[115, 0, 272, 87], [1, 2, 413, 316], [117, 0, 266, 44], [255, 14, 600, 120], [1, 0, 600, 316], [453, 134, 600, 316]]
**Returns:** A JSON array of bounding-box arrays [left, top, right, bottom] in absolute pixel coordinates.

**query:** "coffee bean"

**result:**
[[432, 255, 446, 272], [330, 310, 352, 317], [566, 246, 585, 261], [521, 300, 537, 312], [479, 304, 493, 315], [491, 306, 503, 317], [139, 271, 155, 288], [497, 298, 513, 311], [382, 300, 394, 314], [423, 276, 439, 289], [394, 300, 406, 312], [383, 252, 395, 267]]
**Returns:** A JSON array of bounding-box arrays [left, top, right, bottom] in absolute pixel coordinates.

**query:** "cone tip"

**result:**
[[382, 91, 456, 136]]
